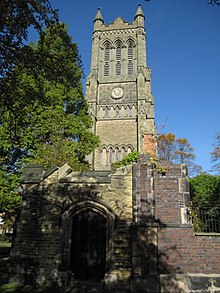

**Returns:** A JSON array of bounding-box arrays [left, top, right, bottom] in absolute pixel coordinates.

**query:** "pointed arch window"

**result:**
[[108, 147, 113, 165], [100, 146, 107, 166], [127, 40, 134, 75], [115, 41, 122, 76], [104, 42, 110, 77]]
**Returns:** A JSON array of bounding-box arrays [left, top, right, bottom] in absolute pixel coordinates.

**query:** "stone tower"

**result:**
[[86, 5, 156, 170]]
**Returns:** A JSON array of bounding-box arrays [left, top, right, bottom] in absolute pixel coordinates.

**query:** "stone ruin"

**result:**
[[9, 155, 220, 292]]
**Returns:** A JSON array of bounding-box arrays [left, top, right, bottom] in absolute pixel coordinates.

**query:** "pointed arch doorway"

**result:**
[[70, 209, 108, 282]]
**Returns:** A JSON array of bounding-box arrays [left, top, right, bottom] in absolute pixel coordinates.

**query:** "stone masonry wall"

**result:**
[[10, 158, 220, 292], [10, 164, 133, 290]]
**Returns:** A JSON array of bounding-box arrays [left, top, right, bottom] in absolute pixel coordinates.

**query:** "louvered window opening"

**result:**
[[128, 41, 134, 75], [104, 44, 110, 76], [128, 44, 133, 59], [116, 62, 121, 76], [104, 63, 109, 77], [104, 46, 110, 61], [116, 45, 121, 61], [128, 60, 133, 75]]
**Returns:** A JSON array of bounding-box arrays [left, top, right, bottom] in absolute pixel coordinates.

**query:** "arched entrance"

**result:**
[[62, 201, 115, 283], [70, 210, 107, 281]]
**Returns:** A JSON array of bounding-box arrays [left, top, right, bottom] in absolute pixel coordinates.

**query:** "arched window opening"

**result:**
[[116, 62, 121, 76], [104, 63, 109, 77], [120, 146, 126, 160], [115, 147, 120, 161], [128, 60, 133, 75], [100, 147, 107, 166], [127, 40, 134, 75], [128, 41, 134, 59], [127, 146, 133, 154], [104, 44, 110, 61], [104, 42, 110, 77], [116, 43, 122, 61], [108, 147, 113, 165], [115, 41, 122, 76]]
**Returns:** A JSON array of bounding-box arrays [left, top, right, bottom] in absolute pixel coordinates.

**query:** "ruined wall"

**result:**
[[10, 158, 220, 292], [132, 155, 220, 293]]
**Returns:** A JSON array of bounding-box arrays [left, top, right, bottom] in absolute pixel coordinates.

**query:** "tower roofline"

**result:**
[[134, 4, 145, 20], [94, 7, 104, 23]]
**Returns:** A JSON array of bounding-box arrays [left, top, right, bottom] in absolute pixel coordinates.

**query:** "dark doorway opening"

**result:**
[[70, 210, 107, 281]]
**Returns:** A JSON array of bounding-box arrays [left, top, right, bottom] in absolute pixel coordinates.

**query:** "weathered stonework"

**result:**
[[9, 157, 220, 292], [86, 6, 156, 170], [10, 164, 133, 290]]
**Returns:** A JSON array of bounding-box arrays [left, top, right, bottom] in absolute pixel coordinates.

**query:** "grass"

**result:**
[[0, 284, 64, 293]]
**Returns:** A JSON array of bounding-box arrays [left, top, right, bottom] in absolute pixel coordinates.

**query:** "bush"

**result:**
[[112, 151, 139, 169]]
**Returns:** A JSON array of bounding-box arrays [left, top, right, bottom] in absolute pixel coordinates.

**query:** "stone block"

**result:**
[[186, 275, 211, 290], [20, 164, 43, 183], [213, 277, 220, 287]]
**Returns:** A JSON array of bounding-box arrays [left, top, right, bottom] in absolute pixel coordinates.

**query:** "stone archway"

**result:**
[[62, 200, 116, 283]]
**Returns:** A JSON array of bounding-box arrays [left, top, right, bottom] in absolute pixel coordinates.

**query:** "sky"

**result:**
[[38, 0, 220, 173]]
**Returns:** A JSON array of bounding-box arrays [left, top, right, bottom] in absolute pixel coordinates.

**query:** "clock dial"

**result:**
[[111, 87, 124, 99]]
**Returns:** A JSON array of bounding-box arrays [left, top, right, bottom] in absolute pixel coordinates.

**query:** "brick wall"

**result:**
[[132, 155, 220, 292]]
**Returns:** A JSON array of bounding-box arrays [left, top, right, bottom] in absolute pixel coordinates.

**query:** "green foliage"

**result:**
[[190, 173, 220, 207], [0, 169, 21, 224], [189, 174, 220, 232], [0, 0, 58, 79], [0, 23, 99, 172], [112, 151, 139, 169], [0, 23, 99, 225], [0, 284, 63, 293]]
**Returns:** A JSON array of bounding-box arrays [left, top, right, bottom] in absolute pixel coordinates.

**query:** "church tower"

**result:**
[[86, 5, 156, 170]]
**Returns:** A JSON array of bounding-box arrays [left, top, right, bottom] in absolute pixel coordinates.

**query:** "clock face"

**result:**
[[111, 87, 124, 99]]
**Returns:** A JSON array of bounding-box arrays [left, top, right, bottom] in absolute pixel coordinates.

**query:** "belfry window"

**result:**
[[127, 40, 134, 75], [104, 42, 110, 77], [116, 43, 121, 60], [116, 62, 121, 76], [128, 60, 133, 75], [115, 41, 122, 76], [104, 64, 109, 77]]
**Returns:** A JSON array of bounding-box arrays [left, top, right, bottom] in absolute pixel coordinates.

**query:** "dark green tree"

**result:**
[[189, 173, 220, 232], [0, 0, 58, 80], [0, 23, 99, 223], [190, 174, 220, 207]]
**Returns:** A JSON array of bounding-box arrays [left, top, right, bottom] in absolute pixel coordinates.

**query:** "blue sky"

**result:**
[[41, 0, 220, 173]]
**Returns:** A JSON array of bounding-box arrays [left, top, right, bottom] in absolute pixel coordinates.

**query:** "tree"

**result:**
[[0, 0, 58, 80], [211, 132, 220, 174], [157, 133, 202, 176], [207, 0, 220, 5], [190, 173, 220, 207], [157, 133, 176, 162], [0, 169, 21, 226], [0, 23, 99, 223], [189, 173, 220, 232]]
